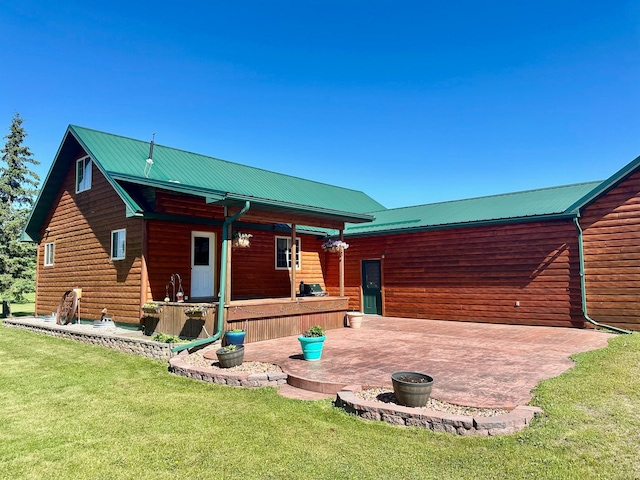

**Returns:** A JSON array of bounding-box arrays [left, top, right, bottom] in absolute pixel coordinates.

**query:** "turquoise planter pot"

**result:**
[[225, 330, 246, 345], [298, 335, 326, 361]]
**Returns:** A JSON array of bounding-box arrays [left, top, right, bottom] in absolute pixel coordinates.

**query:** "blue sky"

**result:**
[[1, 1, 638, 209]]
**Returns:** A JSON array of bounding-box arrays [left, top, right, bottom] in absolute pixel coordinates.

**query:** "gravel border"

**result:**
[[336, 385, 543, 436], [353, 387, 509, 417]]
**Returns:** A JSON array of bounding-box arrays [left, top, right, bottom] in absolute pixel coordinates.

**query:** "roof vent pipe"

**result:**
[[144, 133, 155, 178]]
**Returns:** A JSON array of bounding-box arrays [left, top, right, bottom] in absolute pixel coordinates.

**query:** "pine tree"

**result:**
[[0, 113, 40, 302]]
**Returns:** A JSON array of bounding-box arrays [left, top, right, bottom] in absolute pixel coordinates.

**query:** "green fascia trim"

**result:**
[[110, 173, 227, 202], [69, 127, 144, 217], [22, 127, 78, 242], [343, 212, 579, 238], [565, 154, 640, 214]]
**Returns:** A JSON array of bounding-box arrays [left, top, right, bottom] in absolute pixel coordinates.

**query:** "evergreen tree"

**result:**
[[0, 113, 40, 302]]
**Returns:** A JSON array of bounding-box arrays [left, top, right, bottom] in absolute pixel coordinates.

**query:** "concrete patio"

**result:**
[[242, 316, 614, 408], [4, 314, 615, 409]]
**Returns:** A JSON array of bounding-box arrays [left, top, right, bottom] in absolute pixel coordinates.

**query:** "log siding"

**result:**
[[36, 159, 144, 324], [326, 220, 585, 328], [581, 170, 640, 330]]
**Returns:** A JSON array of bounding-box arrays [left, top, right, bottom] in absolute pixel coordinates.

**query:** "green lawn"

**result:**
[[0, 327, 638, 479], [4, 292, 35, 316]]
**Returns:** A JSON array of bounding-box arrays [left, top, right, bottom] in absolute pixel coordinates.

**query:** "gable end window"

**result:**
[[44, 242, 54, 266], [76, 156, 92, 193], [111, 229, 126, 260], [275, 236, 301, 270]]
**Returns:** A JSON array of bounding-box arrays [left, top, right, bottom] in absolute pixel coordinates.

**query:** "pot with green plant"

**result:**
[[215, 344, 245, 368], [184, 305, 206, 318], [225, 320, 247, 345], [225, 328, 246, 346], [141, 302, 161, 315], [298, 325, 326, 361]]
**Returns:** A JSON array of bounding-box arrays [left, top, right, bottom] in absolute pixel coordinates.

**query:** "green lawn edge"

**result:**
[[0, 326, 638, 479]]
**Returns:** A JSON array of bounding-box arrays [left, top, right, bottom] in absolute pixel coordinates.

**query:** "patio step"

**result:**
[[277, 384, 335, 401], [285, 371, 347, 396]]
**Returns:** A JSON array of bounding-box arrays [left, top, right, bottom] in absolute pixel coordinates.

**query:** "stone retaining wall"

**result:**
[[336, 385, 543, 436], [2, 319, 174, 361], [169, 354, 288, 387]]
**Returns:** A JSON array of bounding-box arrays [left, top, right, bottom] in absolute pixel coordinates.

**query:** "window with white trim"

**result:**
[[111, 229, 126, 260], [275, 236, 301, 270], [76, 156, 92, 193], [44, 242, 54, 266]]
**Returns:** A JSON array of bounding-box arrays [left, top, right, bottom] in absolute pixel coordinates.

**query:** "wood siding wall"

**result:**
[[146, 192, 328, 302], [581, 170, 640, 330], [325, 220, 584, 328], [36, 160, 143, 324]]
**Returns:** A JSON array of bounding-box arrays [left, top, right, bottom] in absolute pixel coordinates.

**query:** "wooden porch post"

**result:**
[[291, 224, 297, 300], [225, 225, 232, 305], [339, 229, 345, 297]]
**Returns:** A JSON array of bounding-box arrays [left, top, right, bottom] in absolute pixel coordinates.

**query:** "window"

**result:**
[[111, 229, 126, 260], [76, 156, 92, 193], [44, 242, 54, 266], [275, 236, 300, 270]]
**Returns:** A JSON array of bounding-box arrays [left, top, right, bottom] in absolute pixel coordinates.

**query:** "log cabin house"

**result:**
[[24, 125, 640, 339]]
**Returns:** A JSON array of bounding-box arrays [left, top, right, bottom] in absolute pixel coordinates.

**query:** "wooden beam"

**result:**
[[291, 224, 297, 300], [339, 229, 345, 297]]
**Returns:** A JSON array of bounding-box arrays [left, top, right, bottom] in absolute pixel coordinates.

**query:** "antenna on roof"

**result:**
[[144, 133, 155, 178]]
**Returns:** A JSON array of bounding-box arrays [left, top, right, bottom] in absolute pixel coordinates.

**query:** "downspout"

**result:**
[[172, 201, 251, 352], [574, 217, 631, 334]]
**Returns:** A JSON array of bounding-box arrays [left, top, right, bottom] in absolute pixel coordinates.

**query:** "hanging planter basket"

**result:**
[[141, 303, 161, 315], [322, 240, 349, 254], [232, 233, 252, 249], [184, 307, 206, 318]]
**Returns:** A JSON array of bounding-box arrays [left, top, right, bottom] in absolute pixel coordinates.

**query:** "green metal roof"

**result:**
[[343, 181, 604, 236], [22, 123, 640, 243], [70, 125, 384, 215], [23, 125, 383, 240]]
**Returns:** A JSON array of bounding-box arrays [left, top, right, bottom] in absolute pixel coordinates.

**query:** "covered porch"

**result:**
[[142, 196, 373, 342]]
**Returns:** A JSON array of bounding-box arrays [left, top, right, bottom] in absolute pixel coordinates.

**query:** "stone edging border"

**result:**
[[168, 353, 288, 388], [335, 385, 543, 436], [2, 318, 175, 361], [4, 318, 542, 435]]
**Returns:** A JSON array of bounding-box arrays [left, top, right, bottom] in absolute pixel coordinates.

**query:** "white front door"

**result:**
[[191, 231, 215, 298]]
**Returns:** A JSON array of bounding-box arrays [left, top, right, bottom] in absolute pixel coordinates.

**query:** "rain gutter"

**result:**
[[574, 217, 632, 335], [171, 201, 251, 353]]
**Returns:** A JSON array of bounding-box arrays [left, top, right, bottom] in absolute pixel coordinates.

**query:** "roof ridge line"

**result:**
[[69, 124, 382, 200], [364, 180, 604, 214]]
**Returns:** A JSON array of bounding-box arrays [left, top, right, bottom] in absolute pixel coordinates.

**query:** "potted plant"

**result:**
[[141, 302, 161, 315], [298, 325, 326, 361], [215, 344, 245, 368], [225, 328, 246, 346], [391, 372, 434, 407], [184, 305, 206, 317], [321, 239, 349, 253], [232, 232, 253, 248]]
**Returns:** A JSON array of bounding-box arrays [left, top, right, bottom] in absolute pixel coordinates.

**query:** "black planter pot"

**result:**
[[391, 372, 434, 407], [216, 345, 245, 368]]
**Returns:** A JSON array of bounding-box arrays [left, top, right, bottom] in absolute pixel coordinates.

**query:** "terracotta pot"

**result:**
[[346, 312, 364, 328]]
